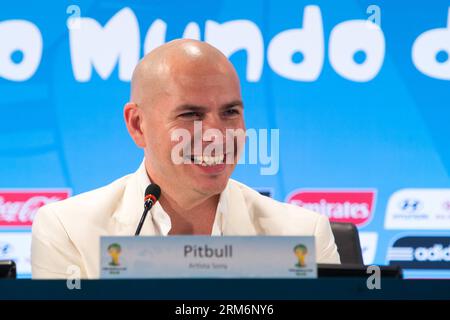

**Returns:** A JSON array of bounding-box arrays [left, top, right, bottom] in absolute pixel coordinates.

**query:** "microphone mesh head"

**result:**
[[145, 184, 161, 201]]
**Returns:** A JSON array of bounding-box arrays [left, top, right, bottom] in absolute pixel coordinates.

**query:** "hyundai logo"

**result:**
[[398, 199, 422, 213], [0, 242, 12, 256]]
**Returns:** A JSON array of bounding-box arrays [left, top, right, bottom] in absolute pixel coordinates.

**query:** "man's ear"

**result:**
[[124, 102, 146, 148]]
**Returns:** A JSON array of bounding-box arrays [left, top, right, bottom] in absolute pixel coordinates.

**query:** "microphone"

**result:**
[[135, 184, 161, 236]]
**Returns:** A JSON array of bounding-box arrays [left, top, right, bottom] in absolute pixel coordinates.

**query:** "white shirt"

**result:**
[[139, 165, 226, 236]]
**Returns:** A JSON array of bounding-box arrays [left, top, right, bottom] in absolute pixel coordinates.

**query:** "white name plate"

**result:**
[[100, 236, 317, 279]]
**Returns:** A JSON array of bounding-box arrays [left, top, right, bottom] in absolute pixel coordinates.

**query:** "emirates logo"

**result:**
[[287, 189, 376, 227]]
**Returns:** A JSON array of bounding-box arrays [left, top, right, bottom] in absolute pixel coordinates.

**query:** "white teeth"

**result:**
[[214, 155, 224, 164], [191, 155, 224, 166], [193, 155, 202, 164]]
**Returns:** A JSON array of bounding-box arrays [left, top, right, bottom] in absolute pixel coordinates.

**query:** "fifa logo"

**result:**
[[107, 243, 122, 266], [293, 244, 308, 268]]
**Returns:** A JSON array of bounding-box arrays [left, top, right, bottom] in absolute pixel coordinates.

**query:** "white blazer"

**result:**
[[31, 162, 340, 279]]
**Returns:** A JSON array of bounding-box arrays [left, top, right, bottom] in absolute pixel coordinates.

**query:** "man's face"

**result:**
[[142, 67, 245, 198]]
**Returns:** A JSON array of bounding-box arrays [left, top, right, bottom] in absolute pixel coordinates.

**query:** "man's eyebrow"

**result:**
[[173, 100, 244, 113], [173, 104, 208, 113]]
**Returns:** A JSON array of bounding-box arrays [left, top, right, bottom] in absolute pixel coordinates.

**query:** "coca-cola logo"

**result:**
[[286, 189, 376, 227], [0, 190, 71, 227]]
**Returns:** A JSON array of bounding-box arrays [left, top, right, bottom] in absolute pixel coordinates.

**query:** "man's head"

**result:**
[[124, 39, 245, 207]]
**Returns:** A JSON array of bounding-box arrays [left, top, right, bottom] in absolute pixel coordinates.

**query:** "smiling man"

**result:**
[[31, 39, 340, 279]]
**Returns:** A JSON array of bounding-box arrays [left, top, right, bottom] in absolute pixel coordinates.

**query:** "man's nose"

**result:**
[[202, 115, 226, 141]]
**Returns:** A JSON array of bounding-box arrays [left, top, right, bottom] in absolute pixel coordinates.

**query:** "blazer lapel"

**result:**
[[222, 181, 258, 236], [112, 162, 157, 236]]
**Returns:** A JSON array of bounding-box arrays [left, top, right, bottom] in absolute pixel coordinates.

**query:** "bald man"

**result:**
[[31, 39, 340, 279]]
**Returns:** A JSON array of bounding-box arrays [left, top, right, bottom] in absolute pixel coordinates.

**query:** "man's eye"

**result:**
[[223, 109, 240, 116], [179, 112, 202, 119]]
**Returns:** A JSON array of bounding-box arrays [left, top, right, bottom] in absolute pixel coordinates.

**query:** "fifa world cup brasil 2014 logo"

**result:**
[[108, 243, 122, 266], [293, 244, 308, 268]]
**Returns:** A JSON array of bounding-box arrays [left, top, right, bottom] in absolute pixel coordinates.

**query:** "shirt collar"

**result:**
[[137, 159, 229, 235]]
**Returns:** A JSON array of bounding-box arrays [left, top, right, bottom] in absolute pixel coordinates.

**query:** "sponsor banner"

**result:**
[[286, 189, 376, 227], [0, 190, 71, 228], [359, 232, 378, 265], [0, 232, 32, 275], [385, 189, 450, 230], [387, 236, 450, 270]]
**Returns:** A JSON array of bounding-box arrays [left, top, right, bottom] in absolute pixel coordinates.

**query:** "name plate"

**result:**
[[100, 236, 317, 279]]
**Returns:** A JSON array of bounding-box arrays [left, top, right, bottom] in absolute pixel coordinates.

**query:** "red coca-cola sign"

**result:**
[[0, 190, 70, 227], [287, 189, 376, 227]]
